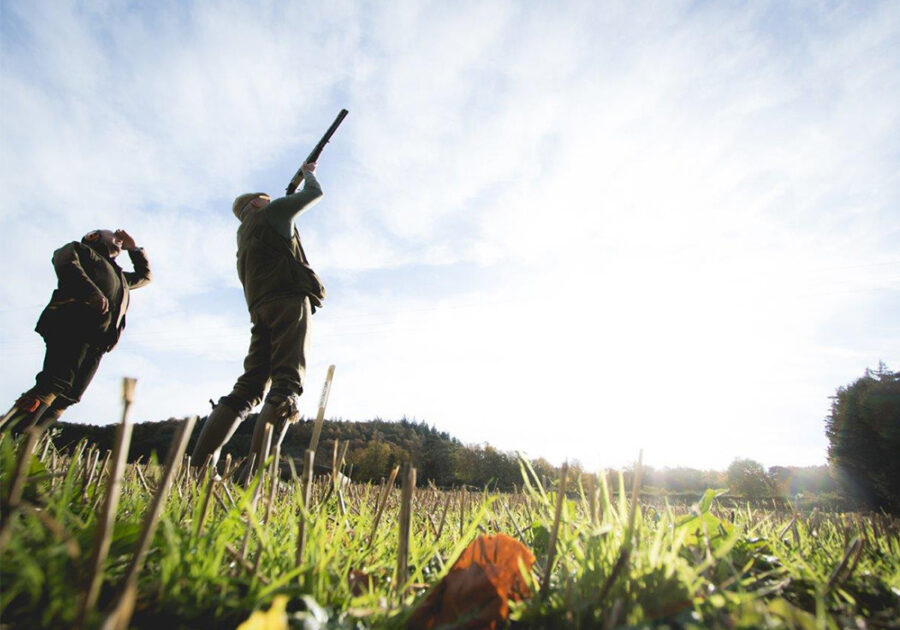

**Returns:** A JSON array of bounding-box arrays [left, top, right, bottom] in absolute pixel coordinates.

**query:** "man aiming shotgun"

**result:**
[[192, 109, 347, 470]]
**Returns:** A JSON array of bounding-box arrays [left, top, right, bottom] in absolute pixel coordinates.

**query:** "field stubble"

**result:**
[[1, 420, 899, 630]]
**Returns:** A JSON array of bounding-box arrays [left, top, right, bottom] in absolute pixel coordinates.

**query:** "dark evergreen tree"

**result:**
[[826, 363, 900, 513]]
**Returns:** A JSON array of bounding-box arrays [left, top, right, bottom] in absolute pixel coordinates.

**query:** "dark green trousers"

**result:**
[[35, 331, 106, 408], [223, 295, 311, 413]]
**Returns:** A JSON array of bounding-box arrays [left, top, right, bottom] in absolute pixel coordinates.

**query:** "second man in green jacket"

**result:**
[[192, 162, 325, 470]]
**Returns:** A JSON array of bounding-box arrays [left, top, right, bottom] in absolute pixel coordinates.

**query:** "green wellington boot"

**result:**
[[191, 402, 242, 468], [245, 402, 283, 479]]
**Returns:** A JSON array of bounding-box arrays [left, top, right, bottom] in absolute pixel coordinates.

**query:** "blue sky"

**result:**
[[1, 1, 898, 470]]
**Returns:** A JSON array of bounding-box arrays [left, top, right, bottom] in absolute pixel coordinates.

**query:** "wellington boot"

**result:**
[[0, 392, 56, 435], [246, 402, 283, 479], [191, 402, 242, 469], [37, 407, 64, 430]]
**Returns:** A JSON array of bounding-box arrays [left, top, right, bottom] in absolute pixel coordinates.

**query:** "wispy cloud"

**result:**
[[1, 1, 898, 469]]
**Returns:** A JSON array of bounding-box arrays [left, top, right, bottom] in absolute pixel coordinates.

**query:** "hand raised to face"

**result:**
[[114, 229, 137, 251]]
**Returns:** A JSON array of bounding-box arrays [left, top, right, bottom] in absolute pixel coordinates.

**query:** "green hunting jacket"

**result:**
[[236, 174, 326, 312], [35, 241, 152, 350]]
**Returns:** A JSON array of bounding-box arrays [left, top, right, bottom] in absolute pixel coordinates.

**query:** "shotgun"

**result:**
[[286, 109, 349, 195]]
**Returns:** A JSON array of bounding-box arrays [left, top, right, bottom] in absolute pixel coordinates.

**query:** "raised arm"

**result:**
[[115, 230, 152, 289], [124, 248, 152, 289], [266, 163, 323, 237]]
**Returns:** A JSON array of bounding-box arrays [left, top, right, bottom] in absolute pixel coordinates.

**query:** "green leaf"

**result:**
[[697, 488, 728, 514]]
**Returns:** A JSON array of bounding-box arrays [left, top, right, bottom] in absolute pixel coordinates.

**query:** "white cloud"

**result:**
[[1, 1, 898, 470]]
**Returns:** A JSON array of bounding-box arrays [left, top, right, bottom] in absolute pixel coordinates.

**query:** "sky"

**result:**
[[1, 0, 898, 471]]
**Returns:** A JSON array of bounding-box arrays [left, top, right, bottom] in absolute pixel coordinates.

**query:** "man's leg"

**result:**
[[192, 313, 271, 467], [36, 345, 106, 429], [246, 296, 311, 466], [266, 296, 311, 404], [1, 334, 91, 433], [0, 392, 55, 433]]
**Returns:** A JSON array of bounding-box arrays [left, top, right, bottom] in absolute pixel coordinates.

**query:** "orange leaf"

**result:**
[[408, 534, 535, 630]]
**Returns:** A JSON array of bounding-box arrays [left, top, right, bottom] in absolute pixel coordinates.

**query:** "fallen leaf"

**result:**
[[237, 595, 289, 630], [408, 533, 535, 630]]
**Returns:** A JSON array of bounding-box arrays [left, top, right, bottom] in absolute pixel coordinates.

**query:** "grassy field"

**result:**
[[1, 421, 898, 630]]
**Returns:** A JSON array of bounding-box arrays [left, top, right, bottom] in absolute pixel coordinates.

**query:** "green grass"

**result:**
[[1, 431, 898, 629]]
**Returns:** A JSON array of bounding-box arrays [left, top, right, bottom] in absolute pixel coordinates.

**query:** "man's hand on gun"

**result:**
[[289, 162, 317, 191]]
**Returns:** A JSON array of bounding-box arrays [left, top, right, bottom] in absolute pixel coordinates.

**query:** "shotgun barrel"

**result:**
[[286, 109, 349, 195]]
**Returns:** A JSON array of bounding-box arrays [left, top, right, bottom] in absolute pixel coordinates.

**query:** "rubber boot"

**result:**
[[0, 392, 56, 435], [242, 402, 291, 485], [245, 402, 284, 481], [191, 402, 243, 469], [37, 406, 64, 430]]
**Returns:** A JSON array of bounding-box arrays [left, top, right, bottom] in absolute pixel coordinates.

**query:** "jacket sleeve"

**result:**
[[52, 242, 103, 299], [124, 247, 152, 289], [267, 171, 324, 226]]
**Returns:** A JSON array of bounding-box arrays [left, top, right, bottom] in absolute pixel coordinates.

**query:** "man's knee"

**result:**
[[229, 373, 270, 409], [219, 393, 258, 416], [50, 393, 79, 410], [265, 382, 303, 407], [34, 372, 71, 399]]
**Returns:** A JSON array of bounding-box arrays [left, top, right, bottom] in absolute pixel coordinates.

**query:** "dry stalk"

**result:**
[[332, 440, 349, 516], [225, 543, 270, 585], [39, 430, 55, 463], [194, 467, 219, 538], [253, 444, 282, 573], [459, 489, 466, 538], [220, 477, 237, 508], [425, 511, 439, 539], [76, 377, 136, 629], [241, 452, 260, 488], [241, 424, 273, 559], [502, 500, 528, 542], [213, 486, 231, 514], [81, 448, 100, 502], [99, 415, 197, 630], [777, 514, 798, 541], [308, 364, 335, 455], [133, 462, 152, 495], [367, 465, 399, 549], [3, 426, 42, 512], [396, 465, 416, 595], [0, 426, 43, 549], [295, 449, 315, 567], [826, 537, 864, 593], [435, 490, 452, 540], [221, 454, 239, 483], [90, 450, 113, 503]]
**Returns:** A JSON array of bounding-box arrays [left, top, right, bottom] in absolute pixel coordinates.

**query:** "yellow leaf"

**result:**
[[236, 595, 289, 630]]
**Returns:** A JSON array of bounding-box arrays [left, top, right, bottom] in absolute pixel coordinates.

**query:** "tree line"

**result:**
[[45, 363, 897, 512], [41, 417, 845, 507]]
